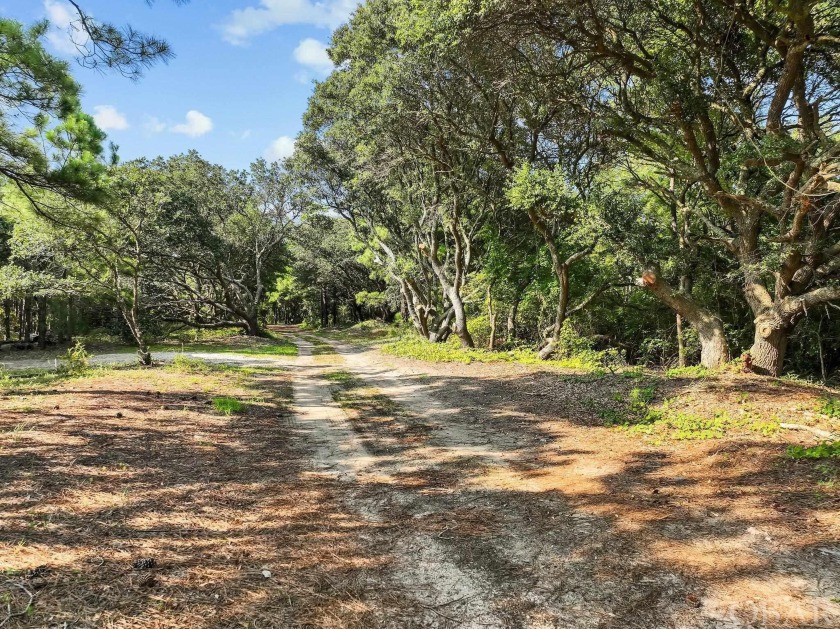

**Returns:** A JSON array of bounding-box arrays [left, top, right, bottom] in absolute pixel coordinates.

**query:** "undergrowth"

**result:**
[[598, 385, 781, 440], [787, 442, 840, 460], [0, 364, 118, 394], [57, 341, 92, 375], [665, 365, 710, 379], [380, 337, 610, 370], [818, 396, 840, 419], [326, 320, 405, 343], [166, 354, 273, 379]]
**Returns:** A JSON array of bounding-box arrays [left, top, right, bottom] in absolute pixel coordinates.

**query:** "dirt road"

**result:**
[[282, 332, 840, 628], [2, 330, 838, 627]]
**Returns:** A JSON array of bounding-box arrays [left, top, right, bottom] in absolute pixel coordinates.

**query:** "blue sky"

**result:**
[[1, 0, 356, 169]]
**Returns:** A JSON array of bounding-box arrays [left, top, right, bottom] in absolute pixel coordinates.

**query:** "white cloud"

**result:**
[[264, 136, 295, 162], [222, 0, 357, 45], [92, 105, 129, 131], [170, 110, 214, 137], [43, 0, 89, 55], [293, 38, 333, 75], [144, 116, 167, 133]]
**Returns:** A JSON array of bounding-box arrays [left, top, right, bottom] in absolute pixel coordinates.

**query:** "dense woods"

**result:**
[[289, 0, 840, 378], [1, 0, 839, 379]]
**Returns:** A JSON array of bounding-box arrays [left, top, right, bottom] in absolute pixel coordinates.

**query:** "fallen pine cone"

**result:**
[[25, 565, 50, 580], [132, 557, 156, 571]]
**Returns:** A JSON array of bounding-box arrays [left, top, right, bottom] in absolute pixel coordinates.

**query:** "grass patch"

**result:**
[[166, 355, 277, 385], [324, 370, 353, 383], [0, 365, 120, 395], [154, 337, 297, 357], [168, 354, 214, 374], [666, 365, 711, 379], [380, 337, 610, 370], [786, 442, 840, 460], [213, 396, 246, 415], [304, 336, 337, 356], [322, 320, 406, 344]]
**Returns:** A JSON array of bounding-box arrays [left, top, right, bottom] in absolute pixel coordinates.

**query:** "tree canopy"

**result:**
[[0, 0, 838, 379]]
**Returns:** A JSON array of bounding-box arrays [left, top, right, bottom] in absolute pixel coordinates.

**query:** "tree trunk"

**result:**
[[320, 287, 328, 328], [429, 307, 455, 343], [539, 265, 570, 360], [749, 312, 790, 377], [640, 267, 730, 369], [487, 286, 497, 350], [507, 300, 519, 343], [22, 296, 32, 342], [400, 292, 409, 324], [695, 319, 730, 370], [67, 296, 76, 341], [448, 289, 474, 348], [818, 319, 827, 382], [137, 345, 152, 366], [3, 299, 11, 341], [37, 296, 48, 350], [55, 299, 67, 343], [245, 313, 261, 337], [676, 314, 686, 367]]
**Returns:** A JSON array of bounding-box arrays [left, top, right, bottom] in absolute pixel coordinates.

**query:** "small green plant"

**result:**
[[622, 367, 646, 379], [213, 396, 245, 415], [665, 365, 710, 379], [786, 441, 840, 460], [818, 397, 840, 419], [57, 341, 91, 374], [324, 370, 353, 384], [598, 407, 624, 426], [603, 382, 782, 440], [629, 386, 656, 406]]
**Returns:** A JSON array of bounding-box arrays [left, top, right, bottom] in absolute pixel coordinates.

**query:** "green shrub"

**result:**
[[167, 326, 243, 344], [57, 341, 91, 375], [467, 314, 494, 349]]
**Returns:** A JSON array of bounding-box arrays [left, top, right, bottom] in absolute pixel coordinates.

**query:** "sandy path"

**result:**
[[289, 335, 504, 628], [281, 332, 840, 629]]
